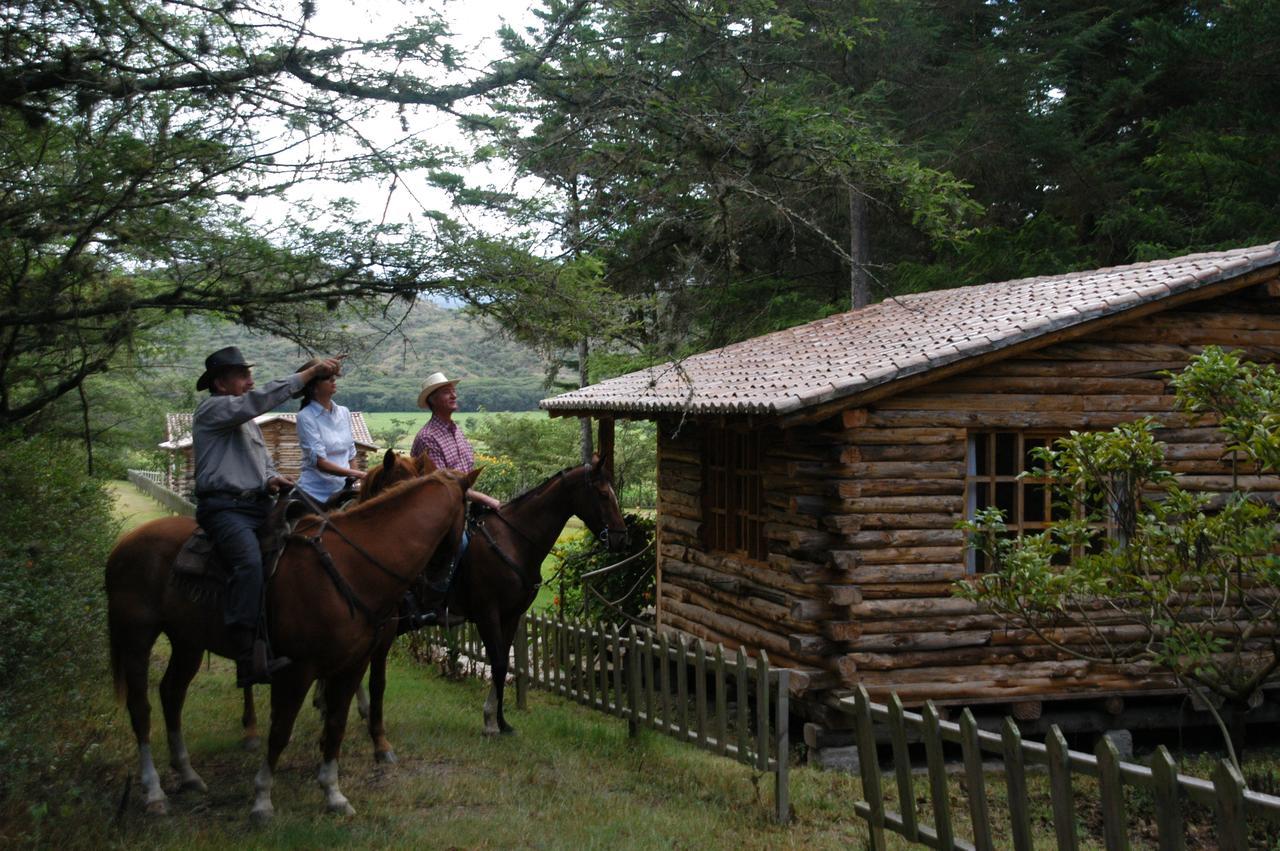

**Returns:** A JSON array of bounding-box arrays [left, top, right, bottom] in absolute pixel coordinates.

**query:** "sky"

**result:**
[[260, 0, 545, 234]]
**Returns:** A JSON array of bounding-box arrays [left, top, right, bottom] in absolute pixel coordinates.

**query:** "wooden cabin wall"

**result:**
[[655, 289, 1280, 705]]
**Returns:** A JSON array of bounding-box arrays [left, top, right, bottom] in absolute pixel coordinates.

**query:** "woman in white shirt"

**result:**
[[294, 357, 366, 505]]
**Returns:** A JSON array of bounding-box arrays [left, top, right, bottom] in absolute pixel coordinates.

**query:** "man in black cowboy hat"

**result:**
[[193, 346, 342, 686]]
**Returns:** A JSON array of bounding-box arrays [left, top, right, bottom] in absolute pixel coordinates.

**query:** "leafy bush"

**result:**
[[547, 515, 655, 624], [0, 434, 118, 799]]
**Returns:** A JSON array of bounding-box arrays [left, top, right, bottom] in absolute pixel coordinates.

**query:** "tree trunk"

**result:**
[[849, 185, 869, 310]]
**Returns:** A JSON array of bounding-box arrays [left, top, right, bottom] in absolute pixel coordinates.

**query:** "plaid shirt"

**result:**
[[410, 416, 475, 472]]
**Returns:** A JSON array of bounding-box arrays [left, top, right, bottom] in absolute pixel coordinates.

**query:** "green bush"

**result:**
[[547, 515, 655, 624], [0, 435, 118, 798]]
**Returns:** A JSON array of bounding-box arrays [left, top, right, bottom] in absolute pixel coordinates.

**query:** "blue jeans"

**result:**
[[197, 495, 271, 629]]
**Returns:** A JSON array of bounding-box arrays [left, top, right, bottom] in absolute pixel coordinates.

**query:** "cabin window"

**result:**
[[966, 431, 1068, 571], [703, 426, 767, 562]]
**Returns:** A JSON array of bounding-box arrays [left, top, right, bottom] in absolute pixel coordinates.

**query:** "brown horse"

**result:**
[[352, 453, 628, 756], [106, 467, 477, 821], [240, 448, 438, 749]]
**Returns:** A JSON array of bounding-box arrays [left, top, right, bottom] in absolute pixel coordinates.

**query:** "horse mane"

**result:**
[[498, 463, 589, 511], [296, 471, 459, 534]]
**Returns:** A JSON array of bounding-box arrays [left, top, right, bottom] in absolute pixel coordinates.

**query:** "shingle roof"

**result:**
[[541, 242, 1280, 418], [160, 410, 377, 449]]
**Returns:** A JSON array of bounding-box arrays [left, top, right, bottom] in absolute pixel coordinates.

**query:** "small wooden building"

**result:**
[[543, 242, 1280, 728], [161, 411, 378, 499]]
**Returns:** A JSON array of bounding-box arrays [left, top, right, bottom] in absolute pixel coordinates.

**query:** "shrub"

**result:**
[[548, 515, 655, 624], [0, 434, 118, 802]]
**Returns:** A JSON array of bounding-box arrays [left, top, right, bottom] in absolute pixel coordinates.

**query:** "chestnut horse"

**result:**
[[106, 467, 476, 821], [353, 453, 628, 757]]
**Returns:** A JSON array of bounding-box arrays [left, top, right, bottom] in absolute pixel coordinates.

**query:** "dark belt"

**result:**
[[197, 488, 268, 502]]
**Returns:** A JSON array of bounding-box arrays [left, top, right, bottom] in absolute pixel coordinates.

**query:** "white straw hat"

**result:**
[[416, 372, 458, 409]]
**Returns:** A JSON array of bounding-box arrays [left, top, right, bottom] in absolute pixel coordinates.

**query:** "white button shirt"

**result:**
[[295, 401, 357, 502]]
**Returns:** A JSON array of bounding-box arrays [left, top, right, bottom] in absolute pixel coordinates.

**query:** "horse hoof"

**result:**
[[145, 799, 169, 817], [241, 736, 261, 752], [250, 806, 274, 826], [358, 706, 370, 721], [328, 800, 356, 817], [179, 777, 208, 794], [374, 749, 398, 765], [500, 726, 516, 736]]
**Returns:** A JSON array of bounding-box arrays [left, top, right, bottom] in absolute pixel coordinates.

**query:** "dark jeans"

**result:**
[[197, 495, 271, 629]]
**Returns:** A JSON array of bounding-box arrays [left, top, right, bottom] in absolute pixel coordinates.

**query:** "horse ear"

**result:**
[[463, 467, 481, 489], [417, 453, 437, 475], [382, 448, 397, 468]]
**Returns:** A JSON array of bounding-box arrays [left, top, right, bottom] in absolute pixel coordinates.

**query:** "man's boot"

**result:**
[[231, 625, 291, 687]]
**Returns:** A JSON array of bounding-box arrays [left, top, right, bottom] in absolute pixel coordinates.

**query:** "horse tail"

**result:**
[[108, 605, 128, 703]]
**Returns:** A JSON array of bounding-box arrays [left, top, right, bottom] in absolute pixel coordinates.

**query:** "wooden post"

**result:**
[[612, 625, 624, 718], [755, 651, 770, 772], [695, 641, 708, 748], [627, 626, 640, 737], [1002, 718, 1033, 851], [677, 634, 690, 741], [961, 708, 994, 851], [1213, 759, 1247, 851], [598, 417, 615, 476], [923, 701, 955, 850], [888, 695, 918, 843], [1150, 746, 1186, 851], [659, 633, 672, 734], [715, 645, 728, 757], [1047, 726, 1079, 851], [853, 687, 888, 851], [775, 669, 790, 825], [1096, 735, 1129, 851], [736, 647, 750, 761]]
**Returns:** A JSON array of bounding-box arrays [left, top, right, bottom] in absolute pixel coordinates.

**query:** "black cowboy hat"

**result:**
[[196, 346, 254, 391]]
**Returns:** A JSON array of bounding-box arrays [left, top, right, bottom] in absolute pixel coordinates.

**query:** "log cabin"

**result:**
[[161, 411, 378, 500], [541, 241, 1280, 735]]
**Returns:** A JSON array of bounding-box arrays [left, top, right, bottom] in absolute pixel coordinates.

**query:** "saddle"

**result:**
[[170, 498, 295, 607]]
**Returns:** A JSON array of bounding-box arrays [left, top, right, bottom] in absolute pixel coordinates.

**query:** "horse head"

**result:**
[[360, 449, 435, 503], [575, 454, 629, 551]]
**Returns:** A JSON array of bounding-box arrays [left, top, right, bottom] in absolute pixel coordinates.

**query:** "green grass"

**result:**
[[106, 480, 174, 532]]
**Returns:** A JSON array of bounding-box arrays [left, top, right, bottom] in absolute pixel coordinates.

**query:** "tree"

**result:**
[[450, 0, 981, 379], [0, 0, 591, 427], [961, 348, 1280, 764]]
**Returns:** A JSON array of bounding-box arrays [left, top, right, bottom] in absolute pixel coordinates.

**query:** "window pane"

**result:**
[[1024, 437, 1047, 472], [995, 481, 1016, 519], [974, 433, 990, 474], [1024, 483, 1047, 522], [995, 432, 1018, 475], [974, 481, 990, 510]]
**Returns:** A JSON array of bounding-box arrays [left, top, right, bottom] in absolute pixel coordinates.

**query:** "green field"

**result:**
[[360, 411, 544, 452]]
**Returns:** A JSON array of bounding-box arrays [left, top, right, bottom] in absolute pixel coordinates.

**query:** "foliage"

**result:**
[[548, 515, 656, 624], [960, 349, 1280, 750], [470, 413, 656, 508], [0, 0, 591, 427], [0, 434, 118, 800]]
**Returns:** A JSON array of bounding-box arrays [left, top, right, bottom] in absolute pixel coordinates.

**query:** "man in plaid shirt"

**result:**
[[410, 371, 500, 510]]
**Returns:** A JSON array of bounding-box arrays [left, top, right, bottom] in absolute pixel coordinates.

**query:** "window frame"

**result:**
[[965, 430, 1068, 572], [702, 425, 768, 563]]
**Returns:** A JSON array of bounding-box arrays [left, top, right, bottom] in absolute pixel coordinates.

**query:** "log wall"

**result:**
[[654, 289, 1280, 706]]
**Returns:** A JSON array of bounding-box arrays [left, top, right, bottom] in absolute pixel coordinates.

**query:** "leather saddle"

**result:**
[[171, 498, 296, 605]]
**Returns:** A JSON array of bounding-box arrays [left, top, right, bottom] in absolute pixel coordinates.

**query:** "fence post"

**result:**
[[922, 701, 954, 850], [626, 626, 639, 737], [514, 617, 528, 711], [774, 669, 790, 825], [1096, 734, 1129, 851], [1212, 758, 1247, 851], [1001, 718, 1034, 851], [736, 647, 750, 761], [694, 641, 708, 749], [852, 686, 887, 851], [1047, 725, 1079, 851], [887, 695, 918, 843], [1150, 746, 1186, 851], [612, 625, 624, 718], [714, 644, 728, 757], [755, 651, 769, 772], [960, 708, 994, 851]]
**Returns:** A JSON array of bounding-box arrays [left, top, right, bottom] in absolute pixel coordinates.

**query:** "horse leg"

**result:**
[[241, 687, 260, 751], [250, 669, 309, 825], [316, 666, 363, 816], [159, 641, 208, 794], [356, 679, 371, 720], [477, 615, 515, 736], [113, 618, 168, 815], [366, 633, 396, 763]]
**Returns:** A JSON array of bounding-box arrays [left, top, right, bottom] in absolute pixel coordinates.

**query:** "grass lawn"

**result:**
[[106, 480, 175, 533]]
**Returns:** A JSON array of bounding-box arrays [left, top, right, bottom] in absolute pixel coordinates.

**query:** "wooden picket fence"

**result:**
[[126, 468, 195, 516], [422, 613, 791, 822], [846, 685, 1280, 850]]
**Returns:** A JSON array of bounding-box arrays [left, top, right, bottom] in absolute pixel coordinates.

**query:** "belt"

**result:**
[[196, 488, 268, 502]]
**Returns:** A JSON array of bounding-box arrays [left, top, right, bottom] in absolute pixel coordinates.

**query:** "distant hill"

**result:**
[[172, 303, 552, 412]]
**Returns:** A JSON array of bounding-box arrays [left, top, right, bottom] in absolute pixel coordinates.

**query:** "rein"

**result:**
[[288, 487, 420, 625]]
